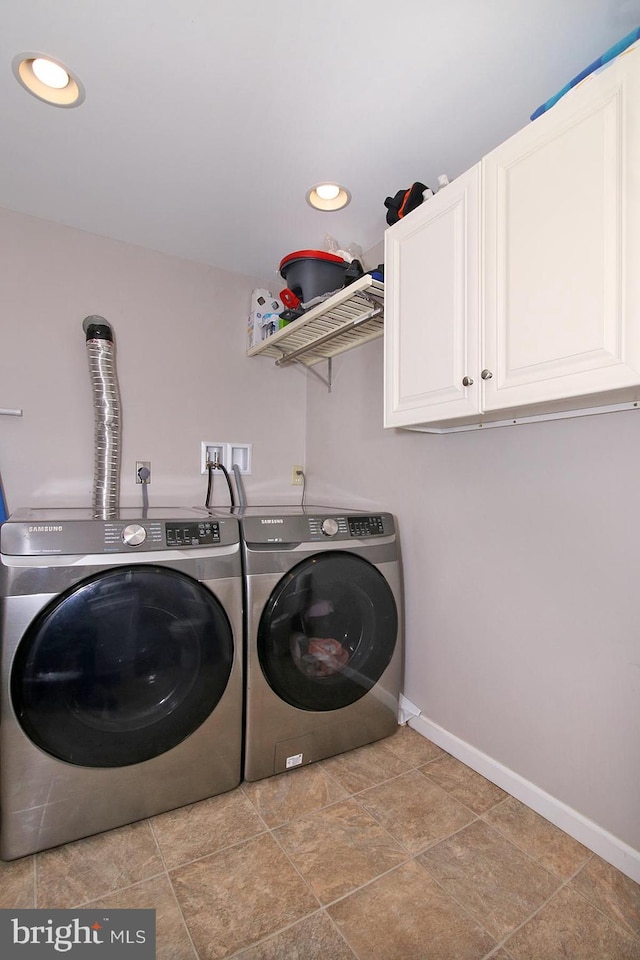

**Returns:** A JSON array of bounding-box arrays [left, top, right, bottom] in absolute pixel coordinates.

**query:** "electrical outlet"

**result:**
[[136, 461, 151, 484], [291, 465, 304, 486]]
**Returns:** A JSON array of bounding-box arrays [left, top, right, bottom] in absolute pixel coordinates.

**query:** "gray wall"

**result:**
[[0, 207, 307, 511], [304, 335, 640, 858]]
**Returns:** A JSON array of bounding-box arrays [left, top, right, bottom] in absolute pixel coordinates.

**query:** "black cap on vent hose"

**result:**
[[83, 315, 113, 342]]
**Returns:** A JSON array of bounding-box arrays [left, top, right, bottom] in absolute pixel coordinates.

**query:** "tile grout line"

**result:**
[[163, 826, 270, 871], [221, 907, 323, 960], [224, 800, 366, 959], [320, 745, 510, 824], [266, 819, 324, 912], [147, 817, 200, 960], [212, 738, 523, 953], [481, 946, 516, 960], [222, 907, 361, 960], [51, 870, 172, 910], [559, 866, 640, 944], [487, 870, 589, 955], [485, 852, 640, 955], [257, 769, 492, 914], [314, 860, 413, 912], [381, 805, 585, 952], [477, 806, 593, 878], [221, 796, 372, 960], [237, 753, 445, 953], [30, 853, 37, 909], [405, 850, 504, 952], [233, 757, 432, 957]]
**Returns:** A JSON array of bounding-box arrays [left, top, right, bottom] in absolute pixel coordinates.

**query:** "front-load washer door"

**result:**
[[258, 552, 398, 712], [11, 565, 234, 767]]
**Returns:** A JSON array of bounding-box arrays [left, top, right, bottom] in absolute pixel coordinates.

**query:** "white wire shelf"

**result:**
[[247, 275, 384, 368]]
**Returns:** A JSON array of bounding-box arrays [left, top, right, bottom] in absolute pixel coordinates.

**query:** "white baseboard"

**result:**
[[409, 713, 640, 885]]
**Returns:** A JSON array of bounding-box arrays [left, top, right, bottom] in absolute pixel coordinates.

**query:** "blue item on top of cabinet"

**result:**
[[531, 27, 640, 120]]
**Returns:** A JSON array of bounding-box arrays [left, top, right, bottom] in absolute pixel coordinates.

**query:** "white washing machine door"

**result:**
[[11, 564, 234, 767], [258, 551, 397, 712]]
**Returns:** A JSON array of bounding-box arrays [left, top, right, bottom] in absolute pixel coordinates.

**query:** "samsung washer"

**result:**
[[240, 506, 403, 782], [0, 507, 243, 860]]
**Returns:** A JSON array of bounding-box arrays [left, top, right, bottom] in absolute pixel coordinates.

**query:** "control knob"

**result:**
[[321, 518, 339, 537], [122, 523, 147, 546]]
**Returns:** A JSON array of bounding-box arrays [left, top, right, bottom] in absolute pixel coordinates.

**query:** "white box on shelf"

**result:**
[[247, 289, 284, 350]]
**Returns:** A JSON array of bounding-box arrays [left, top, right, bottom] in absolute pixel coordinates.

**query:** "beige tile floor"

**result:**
[[2, 726, 640, 959]]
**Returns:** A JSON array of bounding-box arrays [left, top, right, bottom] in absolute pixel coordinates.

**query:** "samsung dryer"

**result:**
[[0, 507, 243, 859], [240, 506, 403, 782]]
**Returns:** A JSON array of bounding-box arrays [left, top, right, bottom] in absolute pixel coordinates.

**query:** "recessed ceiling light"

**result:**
[[32, 57, 70, 89], [12, 53, 85, 107], [315, 183, 340, 201], [306, 182, 351, 212]]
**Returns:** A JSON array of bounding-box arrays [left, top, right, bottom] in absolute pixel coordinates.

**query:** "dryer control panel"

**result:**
[[347, 516, 386, 537], [241, 510, 394, 544], [307, 515, 386, 538]]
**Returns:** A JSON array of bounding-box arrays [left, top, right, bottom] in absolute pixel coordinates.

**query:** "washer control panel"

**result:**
[[165, 520, 220, 547], [348, 516, 386, 537], [113, 519, 221, 549]]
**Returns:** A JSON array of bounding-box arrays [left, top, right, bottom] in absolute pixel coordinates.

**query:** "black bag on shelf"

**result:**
[[384, 182, 428, 225]]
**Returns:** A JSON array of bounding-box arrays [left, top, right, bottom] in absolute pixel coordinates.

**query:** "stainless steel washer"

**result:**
[[240, 506, 403, 782], [0, 507, 243, 860]]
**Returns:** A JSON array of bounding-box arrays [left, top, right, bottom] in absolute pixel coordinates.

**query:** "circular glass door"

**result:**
[[258, 552, 398, 712], [11, 565, 234, 767]]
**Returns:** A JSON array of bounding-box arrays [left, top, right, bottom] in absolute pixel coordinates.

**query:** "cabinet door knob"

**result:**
[[481, 369, 493, 380], [462, 376, 473, 387]]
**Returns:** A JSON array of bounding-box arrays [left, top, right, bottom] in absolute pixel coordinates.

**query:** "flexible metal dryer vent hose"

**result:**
[[83, 316, 121, 519]]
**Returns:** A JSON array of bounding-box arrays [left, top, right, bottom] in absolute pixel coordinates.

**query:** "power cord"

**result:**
[[137, 465, 150, 517], [298, 467, 306, 507]]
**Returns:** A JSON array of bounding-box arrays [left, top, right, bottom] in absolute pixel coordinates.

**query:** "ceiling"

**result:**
[[1, 1, 638, 283]]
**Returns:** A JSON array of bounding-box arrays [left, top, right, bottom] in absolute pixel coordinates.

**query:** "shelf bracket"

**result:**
[[305, 357, 332, 392], [276, 353, 333, 392]]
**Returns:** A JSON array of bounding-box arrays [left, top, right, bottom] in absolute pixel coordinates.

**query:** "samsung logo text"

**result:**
[[260, 518, 284, 524], [28, 525, 63, 533]]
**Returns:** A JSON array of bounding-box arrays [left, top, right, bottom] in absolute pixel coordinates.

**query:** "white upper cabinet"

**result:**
[[483, 46, 640, 412], [384, 166, 481, 427], [385, 44, 640, 431]]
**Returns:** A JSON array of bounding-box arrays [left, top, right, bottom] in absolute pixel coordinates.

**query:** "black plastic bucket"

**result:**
[[279, 250, 348, 304]]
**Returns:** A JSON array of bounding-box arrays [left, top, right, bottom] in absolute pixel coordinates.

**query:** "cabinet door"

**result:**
[[483, 48, 640, 412], [384, 165, 481, 427]]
